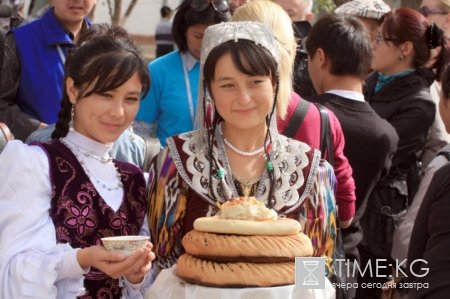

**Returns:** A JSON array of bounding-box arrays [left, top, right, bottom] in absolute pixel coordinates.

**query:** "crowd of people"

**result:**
[[0, 0, 450, 298]]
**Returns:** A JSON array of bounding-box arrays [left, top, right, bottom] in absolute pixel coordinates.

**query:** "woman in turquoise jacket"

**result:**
[[136, 0, 230, 147]]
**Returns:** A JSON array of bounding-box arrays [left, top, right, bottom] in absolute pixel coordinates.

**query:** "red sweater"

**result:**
[[278, 92, 356, 221]]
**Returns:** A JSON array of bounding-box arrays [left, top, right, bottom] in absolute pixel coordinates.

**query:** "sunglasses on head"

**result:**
[[418, 6, 450, 17], [191, 0, 230, 13]]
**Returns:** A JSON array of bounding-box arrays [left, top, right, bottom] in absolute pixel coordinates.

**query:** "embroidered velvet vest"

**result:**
[[39, 140, 147, 299]]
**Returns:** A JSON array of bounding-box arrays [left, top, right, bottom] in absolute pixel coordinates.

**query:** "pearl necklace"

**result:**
[[63, 138, 113, 164], [223, 137, 265, 157], [60, 139, 123, 191]]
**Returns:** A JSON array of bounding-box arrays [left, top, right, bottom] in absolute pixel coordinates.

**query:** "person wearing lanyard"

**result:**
[[135, 0, 230, 147], [0, 0, 95, 141]]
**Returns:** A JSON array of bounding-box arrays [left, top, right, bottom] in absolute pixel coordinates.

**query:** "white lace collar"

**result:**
[[167, 127, 321, 214]]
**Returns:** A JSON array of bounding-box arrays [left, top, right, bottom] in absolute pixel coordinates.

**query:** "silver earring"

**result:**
[[128, 122, 135, 141], [70, 105, 75, 129], [399, 54, 404, 61]]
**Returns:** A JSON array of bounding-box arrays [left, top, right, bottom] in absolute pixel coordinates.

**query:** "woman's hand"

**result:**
[[76, 242, 155, 281], [124, 242, 155, 284]]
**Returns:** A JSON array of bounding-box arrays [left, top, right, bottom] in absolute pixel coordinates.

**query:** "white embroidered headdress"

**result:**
[[194, 21, 280, 141], [200, 21, 280, 66]]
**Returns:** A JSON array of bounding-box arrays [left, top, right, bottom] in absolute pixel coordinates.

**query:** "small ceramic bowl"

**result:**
[[101, 235, 150, 256]]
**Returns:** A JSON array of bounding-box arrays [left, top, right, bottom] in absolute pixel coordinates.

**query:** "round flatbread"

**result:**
[[193, 216, 301, 235], [176, 253, 295, 287], [182, 230, 313, 262]]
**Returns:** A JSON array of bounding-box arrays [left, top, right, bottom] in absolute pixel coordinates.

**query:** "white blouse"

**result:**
[[0, 132, 151, 299]]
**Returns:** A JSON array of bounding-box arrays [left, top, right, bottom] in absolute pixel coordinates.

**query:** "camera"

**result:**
[[292, 21, 316, 97]]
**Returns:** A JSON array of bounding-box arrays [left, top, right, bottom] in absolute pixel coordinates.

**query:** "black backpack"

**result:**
[[283, 99, 334, 166]]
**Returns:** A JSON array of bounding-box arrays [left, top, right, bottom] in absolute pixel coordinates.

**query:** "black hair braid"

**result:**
[[203, 82, 225, 202], [204, 84, 216, 200], [207, 118, 220, 201], [265, 75, 280, 208], [265, 121, 276, 209], [51, 97, 73, 139]]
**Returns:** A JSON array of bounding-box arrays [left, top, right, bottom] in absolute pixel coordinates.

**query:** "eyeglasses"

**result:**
[[191, 0, 230, 13], [374, 32, 399, 45], [418, 6, 450, 17]]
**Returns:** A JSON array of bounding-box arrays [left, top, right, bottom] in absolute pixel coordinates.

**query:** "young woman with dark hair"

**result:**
[[0, 24, 154, 299], [146, 22, 338, 288], [392, 0, 450, 273], [135, 0, 230, 147], [388, 66, 450, 299], [416, 0, 450, 169], [359, 7, 450, 298]]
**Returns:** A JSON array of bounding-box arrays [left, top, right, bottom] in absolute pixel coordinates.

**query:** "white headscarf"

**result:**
[[194, 21, 280, 147]]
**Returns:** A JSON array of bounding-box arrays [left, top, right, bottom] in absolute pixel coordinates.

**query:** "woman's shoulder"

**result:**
[[279, 133, 314, 154], [274, 134, 325, 177], [114, 159, 144, 176], [415, 68, 435, 87], [0, 141, 50, 194], [430, 162, 450, 187], [168, 130, 200, 145], [278, 134, 334, 172], [150, 51, 181, 69], [2, 140, 47, 160], [393, 69, 434, 98]]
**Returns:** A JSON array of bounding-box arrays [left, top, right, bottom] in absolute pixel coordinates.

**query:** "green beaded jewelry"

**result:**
[[217, 168, 224, 179], [266, 161, 274, 172]]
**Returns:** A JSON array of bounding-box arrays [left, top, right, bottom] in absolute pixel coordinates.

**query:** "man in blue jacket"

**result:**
[[0, 0, 95, 141]]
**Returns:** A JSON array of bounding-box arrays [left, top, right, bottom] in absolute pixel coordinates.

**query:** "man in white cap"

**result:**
[[334, 0, 391, 41]]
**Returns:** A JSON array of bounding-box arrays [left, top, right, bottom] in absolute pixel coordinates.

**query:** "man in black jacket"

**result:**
[[305, 14, 399, 298]]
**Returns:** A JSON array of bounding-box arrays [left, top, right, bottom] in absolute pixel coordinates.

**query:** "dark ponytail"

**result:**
[[382, 8, 450, 79], [51, 97, 72, 139], [433, 35, 450, 80], [441, 64, 450, 99]]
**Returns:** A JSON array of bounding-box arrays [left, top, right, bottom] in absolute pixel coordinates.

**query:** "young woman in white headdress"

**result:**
[[147, 21, 338, 280]]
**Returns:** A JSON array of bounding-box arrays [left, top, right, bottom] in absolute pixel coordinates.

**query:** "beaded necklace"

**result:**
[[63, 138, 113, 164], [223, 137, 265, 157], [60, 139, 123, 191]]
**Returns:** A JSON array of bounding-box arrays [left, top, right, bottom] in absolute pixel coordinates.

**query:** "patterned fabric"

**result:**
[[200, 22, 280, 65], [148, 128, 338, 277], [39, 140, 147, 299], [334, 0, 391, 20]]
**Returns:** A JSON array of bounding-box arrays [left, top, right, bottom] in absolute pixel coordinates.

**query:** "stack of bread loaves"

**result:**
[[176, 197, 314, 287]]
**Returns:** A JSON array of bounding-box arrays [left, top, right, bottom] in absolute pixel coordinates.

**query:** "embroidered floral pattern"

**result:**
[[65, 204, 97, 236], [41, 141, 147, 299], [110, 210, 132, 235], [55, 226, 70, 243]]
